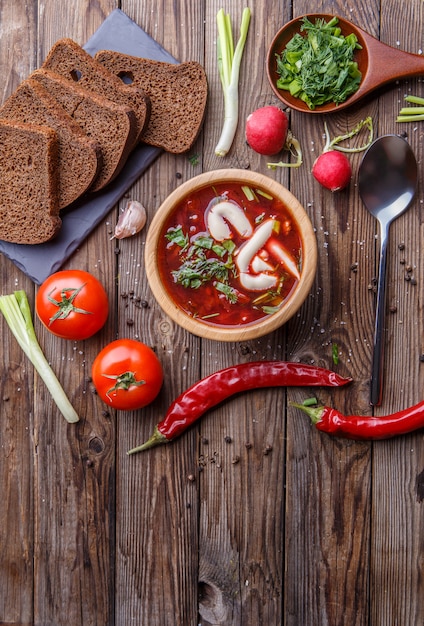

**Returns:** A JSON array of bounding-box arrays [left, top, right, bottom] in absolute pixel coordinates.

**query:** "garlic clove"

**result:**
[[111, 200, 147, 240]]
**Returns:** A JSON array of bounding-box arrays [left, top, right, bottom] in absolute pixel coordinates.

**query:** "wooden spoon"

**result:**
[[267, 14, 424, 114]]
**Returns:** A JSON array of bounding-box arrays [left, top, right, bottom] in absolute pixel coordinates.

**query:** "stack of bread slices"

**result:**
[[0, 38, 208, 245]]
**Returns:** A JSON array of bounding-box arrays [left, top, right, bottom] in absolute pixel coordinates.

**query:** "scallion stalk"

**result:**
[[399, 107, 424, 115], [0, 290, 79, 423], [215, 7, 251, 157], [397, 113, 424, 122], [403, 95, 424, 105], [396, 95, 424, 122]]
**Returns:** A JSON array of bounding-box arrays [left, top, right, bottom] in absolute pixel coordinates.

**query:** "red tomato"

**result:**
[[36, 270, 109, 340], [91, 339, 163, 410]]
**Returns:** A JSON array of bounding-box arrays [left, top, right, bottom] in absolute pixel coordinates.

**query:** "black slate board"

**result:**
[[0, 9, 178, 285]]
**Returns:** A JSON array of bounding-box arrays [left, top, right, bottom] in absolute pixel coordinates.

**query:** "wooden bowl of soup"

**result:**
[[145, 170, 317, 341]]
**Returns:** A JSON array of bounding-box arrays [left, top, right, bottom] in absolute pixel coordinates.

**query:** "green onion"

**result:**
[[215, 7, 251, 157], [399, 107, 424, 115], [0, 290, 79, 423], [241, 185, 256, 201], [397, 114, 424, 122], [403, 95, 424, 105], [256, 189, 273, 200], [397, 95, 424, 122], [262, 305, 281, 315]]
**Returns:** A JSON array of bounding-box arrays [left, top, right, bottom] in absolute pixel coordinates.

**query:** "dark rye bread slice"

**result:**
[[94, 51, 208, 153], [31, 68, 138, 192], [42, 38, 151, 146], [0, 119, 61, 244], [0, 79, 102, 208]]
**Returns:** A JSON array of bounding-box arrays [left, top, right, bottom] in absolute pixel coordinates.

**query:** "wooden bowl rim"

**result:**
[[145, 169, 317, 341]]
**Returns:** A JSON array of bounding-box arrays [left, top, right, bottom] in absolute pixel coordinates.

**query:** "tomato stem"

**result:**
[[48, 283, 93, 324], [104, 371, 146, 398]]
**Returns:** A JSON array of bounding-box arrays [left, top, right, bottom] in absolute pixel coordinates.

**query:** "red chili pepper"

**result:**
[[127, 361, 352, 454], [292, 400, 424, 440]]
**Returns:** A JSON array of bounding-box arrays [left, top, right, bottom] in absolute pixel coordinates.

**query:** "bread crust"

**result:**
[[95, 51, 208, 153], [31, 68, 138, 191], [0, 79, 102, 208], [0, 120, 61, 244], [42, 38, 151, 148]]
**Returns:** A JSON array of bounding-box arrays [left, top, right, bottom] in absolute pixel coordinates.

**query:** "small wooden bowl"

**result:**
[[266, 14, 369, 114], [145, 169, 317, 341]]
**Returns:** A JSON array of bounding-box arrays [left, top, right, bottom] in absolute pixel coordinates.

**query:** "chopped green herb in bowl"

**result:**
[[266, 15, 365, 113], [275, 16, 362, 110]]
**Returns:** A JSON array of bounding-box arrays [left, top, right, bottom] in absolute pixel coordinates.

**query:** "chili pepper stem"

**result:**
[[290, 402, 324, 425], [127, 426, 168, 454]]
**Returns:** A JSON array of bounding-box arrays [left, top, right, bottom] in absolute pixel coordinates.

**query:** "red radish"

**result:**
[[310, 118, 374, 192], [312, 150, 352, 192], [245, 106, 289, 155]]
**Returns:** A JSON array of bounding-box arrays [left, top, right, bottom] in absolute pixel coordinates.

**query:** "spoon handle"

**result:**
[[362, 33, 424, 88], [370, 227, 389, 406]]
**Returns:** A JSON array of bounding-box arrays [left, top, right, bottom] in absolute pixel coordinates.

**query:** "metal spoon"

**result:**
[[358, 135, 417, 406], [267, 13, 424, 114]]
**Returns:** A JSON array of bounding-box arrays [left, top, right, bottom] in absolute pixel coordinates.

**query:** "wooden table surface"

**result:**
[[1, 0, 423, 624]]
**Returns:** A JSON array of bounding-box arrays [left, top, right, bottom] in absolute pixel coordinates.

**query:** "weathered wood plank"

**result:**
[[370, 1, 424, 624], [0, 0, 423, 624], [283, 1, 379, 624], [32, 3, 118, 625], [0, 2, 38, 624], [112, 1, 205, 624], [197, 2, 290, 625]]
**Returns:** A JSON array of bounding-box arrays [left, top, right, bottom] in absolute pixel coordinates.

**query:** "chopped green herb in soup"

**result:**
[[158, 182, 302, 327]]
